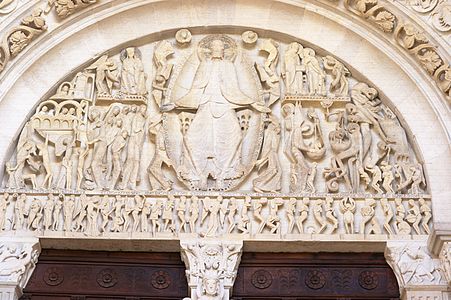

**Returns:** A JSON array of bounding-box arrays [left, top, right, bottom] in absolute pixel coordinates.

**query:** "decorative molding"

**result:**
[[0, 0, 447, 104], [341, 0, 450, 102], [44, 0, 97, 18], [0, 7, 47, 74]]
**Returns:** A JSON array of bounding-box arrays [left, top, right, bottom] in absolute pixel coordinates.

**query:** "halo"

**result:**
[[197, 34, 237, 61]]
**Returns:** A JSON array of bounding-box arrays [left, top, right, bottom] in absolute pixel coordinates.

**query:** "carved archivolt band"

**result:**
[[0, 0, 448, 103]]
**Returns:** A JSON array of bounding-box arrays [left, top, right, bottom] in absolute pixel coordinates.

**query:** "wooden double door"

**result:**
[[21, 250, 399, 300]]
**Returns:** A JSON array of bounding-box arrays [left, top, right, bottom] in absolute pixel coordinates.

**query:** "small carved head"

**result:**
[[126, 47, 135, 58], [122, 106, 130, 115], [203, 277, 220, 296], [210, 39, 225, 59], [288, 42, 300, 53], [112, 106, 121, 116]]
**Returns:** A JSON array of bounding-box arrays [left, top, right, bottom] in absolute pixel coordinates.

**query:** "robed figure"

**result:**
[[164, 37, 269, 190]]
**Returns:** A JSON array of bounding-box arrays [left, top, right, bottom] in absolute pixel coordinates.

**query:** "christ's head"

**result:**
[[211, 39, 225, 59]]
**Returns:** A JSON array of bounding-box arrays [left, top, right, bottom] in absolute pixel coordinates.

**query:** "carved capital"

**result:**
[[180, 239, 243, 300], [0, 237, 40, 300], [439, 242, 451, 286], [385, 240, 448, 297]]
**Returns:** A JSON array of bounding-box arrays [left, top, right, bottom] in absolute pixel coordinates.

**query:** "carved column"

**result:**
[[0, 237, 40, 300], [439, 242, 451, 287], [180, 239, 243, 300], [385, 240, 451, 300]]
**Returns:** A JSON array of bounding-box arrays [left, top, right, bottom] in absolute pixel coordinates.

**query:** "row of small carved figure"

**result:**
[[0, 193, 431, 236]]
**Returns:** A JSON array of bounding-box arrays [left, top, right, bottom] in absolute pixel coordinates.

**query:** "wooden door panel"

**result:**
[[232, 253, 400, 300], [21, 250, 188, 300]]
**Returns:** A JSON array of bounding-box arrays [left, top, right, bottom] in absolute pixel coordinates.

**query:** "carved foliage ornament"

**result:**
[[181, 240, 243, 300], [44, 0, 97, 18], [342, 0, 450, 101], [0, 8, 47, 73]]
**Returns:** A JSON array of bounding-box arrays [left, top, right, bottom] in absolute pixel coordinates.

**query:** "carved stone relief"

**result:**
[[0, 191, 433, 239], [181, 239, 243, 300], [44, 0, 96, 18], [0, 8, 47, 73], [385, 240, 447, 292], [0, 32, 432, 244], [0, 238, 40, 299]]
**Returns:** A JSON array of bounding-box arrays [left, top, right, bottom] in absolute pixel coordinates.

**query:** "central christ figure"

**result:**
[[165, 37, 269, 190]]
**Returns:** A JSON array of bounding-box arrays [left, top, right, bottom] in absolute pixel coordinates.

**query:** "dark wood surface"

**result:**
[[232, 252, 400, 300], [21, 249, 189, 300], [21, 250, 399, 300]]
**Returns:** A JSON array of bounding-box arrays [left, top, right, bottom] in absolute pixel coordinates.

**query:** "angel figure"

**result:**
[[301, 48, 326, 96], [322, 55, 350, 96], [120, 47, 147, 95], [282, 42, 305, 95], [255, 39, 280, 106], [86, 55, 119, 95], [340, 197, 356, 234]]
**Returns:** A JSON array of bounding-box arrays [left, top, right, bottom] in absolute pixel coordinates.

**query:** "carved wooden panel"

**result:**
[[232, 252, 400, 299], [20, 249, 188, 299]]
